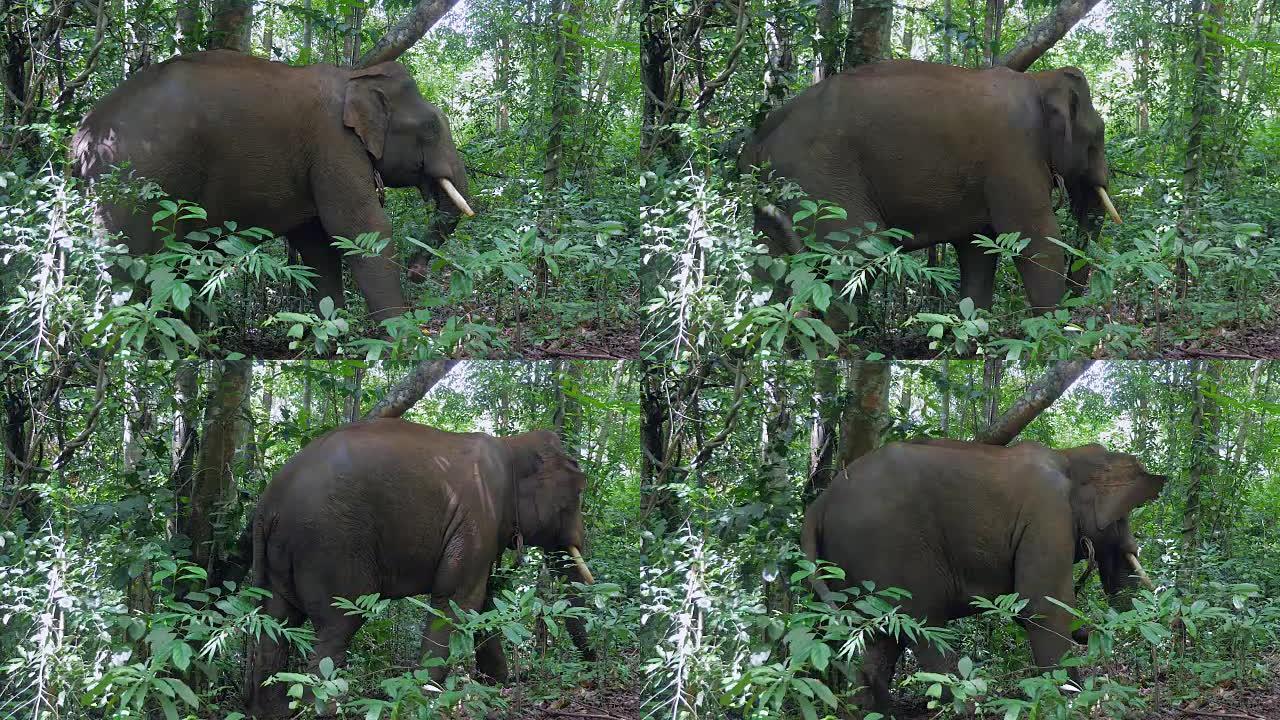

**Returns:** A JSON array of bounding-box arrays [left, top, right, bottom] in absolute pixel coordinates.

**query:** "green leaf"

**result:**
[[171, 641, 192, 671], [958, 655, 973, 678], [157, 694, 179, 720], [319, 656, 335, 678], [319, 296, 335, 317]]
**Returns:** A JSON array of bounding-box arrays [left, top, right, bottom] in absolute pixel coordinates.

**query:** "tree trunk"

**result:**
[[836, 361, 890, 470], [1180, 0, 1225, 252], [1136, 31, 1151, 134], [1181, 360, 1221, 584], [939, 359, 951, 434], [756, 0, 797, 129], [302, 0, 314, 63], [543, 0, 584, 208], [982, 0, 1002, 67], [177, 0, 202, 53], [553, 361, 584, 452], [941, 0, 952, 64], [171, 362, 200, 539], [208, 0, 253, 52], [365, 361, 458, 419], [357, 0, 465, 68], [496, 35, 511, 132], [262, 3, 275, 58], [808, 361, 840, 499], [998, 0, 1104, 72], [814, 0, 840, 81], [189, 360, 251, 583], [759, 363, 796, 617], [976, 360, 1094, 445], [982, 355, 1003, 429], [844, 0, 893, 69]]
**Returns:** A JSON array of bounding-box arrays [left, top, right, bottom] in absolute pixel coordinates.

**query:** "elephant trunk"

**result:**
[[409, 170, 471, 283]]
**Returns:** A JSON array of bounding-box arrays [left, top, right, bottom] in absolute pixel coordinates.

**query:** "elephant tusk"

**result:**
[[568, 546, 594, 584], [1126, 552, 1154, 590], [1096, 186, 1122, 225], [438, 178, 474, 217]]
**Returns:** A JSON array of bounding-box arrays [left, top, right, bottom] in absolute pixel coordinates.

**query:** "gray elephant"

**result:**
[[740, 60, 1123, 323], [244, 419, 594, 718], [72, 50, 474, 323], [801, 438, 1165, 715]]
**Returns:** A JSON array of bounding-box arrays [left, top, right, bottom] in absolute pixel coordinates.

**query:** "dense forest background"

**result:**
[[640, 359, 1280, 718], [641, 0, 1280, 361], [1, 0, 641, 359], [1, 359, 642, 718]]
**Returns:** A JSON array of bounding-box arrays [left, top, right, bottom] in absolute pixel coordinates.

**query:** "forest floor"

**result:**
[[878, 654, 1280, 719], [508, 684, 639, 719]]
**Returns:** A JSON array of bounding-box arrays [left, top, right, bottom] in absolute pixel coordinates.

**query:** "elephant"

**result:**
[[72, 50, 474, 323], [243, 419, 595, 719], [739, 60, 1123, 326], [800, 438, 1165, 715]]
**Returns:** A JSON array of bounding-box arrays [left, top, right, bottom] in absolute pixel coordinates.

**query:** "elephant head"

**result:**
[[343, 63, 474, 282], [1061, 444, 1166, 595], [1030, 67, 1123, 288], [504, 430, 595, 584]]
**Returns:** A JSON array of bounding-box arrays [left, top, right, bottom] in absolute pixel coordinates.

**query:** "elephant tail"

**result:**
[[800, 497, 835, 605]]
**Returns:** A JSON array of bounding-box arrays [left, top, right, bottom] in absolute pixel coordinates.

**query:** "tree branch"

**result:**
[[356, 0, 463, 68], [365, 360, 458, 419], [976, 360, 1094, 445], [998, 0, 1103, 72]]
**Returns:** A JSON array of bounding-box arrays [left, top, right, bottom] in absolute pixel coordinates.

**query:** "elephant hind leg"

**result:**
[[246, 592, 304, 719], [910, 637, 961, 705], [307, 611, 365, 718], [287, 220, 346, 313], [856, 633, 903, 715]]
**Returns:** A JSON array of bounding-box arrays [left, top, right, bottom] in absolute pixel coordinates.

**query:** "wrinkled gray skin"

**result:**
[[72, 50, 471, 322], [740, 60, 1112, 326], [801, 439, 1165, 715], [244, 420, 593, 719]]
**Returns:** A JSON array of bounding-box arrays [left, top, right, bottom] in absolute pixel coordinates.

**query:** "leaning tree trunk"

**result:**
[[357, 0, 465, 67], [998, 0, 1104, 72], [976, 360, 1094, 445], [365, 361, 458, 419]]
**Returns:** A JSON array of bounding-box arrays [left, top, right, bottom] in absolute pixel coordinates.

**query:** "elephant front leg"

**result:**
[[420, 583, 488, 684], [313, 166, 408, 324], [474, 589, 510, 682]]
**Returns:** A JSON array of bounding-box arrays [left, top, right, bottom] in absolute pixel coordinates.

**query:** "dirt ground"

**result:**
[[874, 659, 1280, 720], [509, 685, 639, 719]]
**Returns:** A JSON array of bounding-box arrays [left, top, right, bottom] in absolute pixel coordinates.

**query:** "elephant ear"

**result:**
[[1041, 70, 1080, 175], [344, 66, 395, 160], [1065, 445, 1167, 533]]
